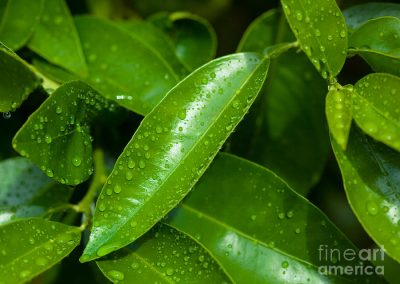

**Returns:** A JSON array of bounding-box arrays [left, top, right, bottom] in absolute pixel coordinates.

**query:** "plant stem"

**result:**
[[77, 148, 107, 230]]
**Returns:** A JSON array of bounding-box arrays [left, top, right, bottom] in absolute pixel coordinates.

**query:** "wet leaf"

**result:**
[[343, 2, 400, 32], [349, 17, 400, 76], [230, 10, 329, 194], [13, 81, 111, 185], [332, 126, 400, 263], [0, 218, 81, 284], [0, 157, 72, 225], [166, 153, 383, 283], [149, 12, 217, 71], [96, 224, 231, 283], [28, 0, 87, 76], [326, 87, 353, 150], [118, 20, 189, 78], [353, 73, 400, 152], [0, 0, 44, 50], [280, 0, 348, 78], [0, 44, 41, 112], [75, 15, 179, 115], [80, 53, 270, 262]]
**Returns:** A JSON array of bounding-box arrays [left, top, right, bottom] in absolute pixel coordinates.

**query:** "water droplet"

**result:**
[[340, 30, 346, 38], [296, 11, 303, 21], [166, 268, 174, 276], [366, 201, 378, 215], [98, 203, 106, 212], [46, 169, 54, 177], [125, 172, 133, 181], [97, 243, 120, 257], [130, 220, 137, 228], [45, 135, 52, 144], [281, 261, 289, 268], [3, 112, 11, 119], [56, 106, 62, 114], [114, 185, 122, 194], [250, 215, 257, 221], [108, 270, 124, 281], [72, 157, 81, 167], [139, 160, 146, 169]]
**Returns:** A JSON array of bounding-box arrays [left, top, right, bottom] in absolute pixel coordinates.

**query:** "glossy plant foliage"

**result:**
[[1, 0, 400, 283]]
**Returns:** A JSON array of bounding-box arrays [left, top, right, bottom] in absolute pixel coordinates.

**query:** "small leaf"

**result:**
[[13, 81, 111, 185], [118, 20, 189, 78], [149, 12, 217, 71], [230, 10, 329, 194], [353, 73, 400, 152], [0, 44, 41, 112], [0, 218, 81, 284], [349, 17, 400, 76], [0, 0, 45, 50], [332, 126, 400, 263], [80, 53, 270, 262], [326, 87, 353, 150], [0, 157, 72, 225], [280, 0, 348, 78], [166, 153, 383, 283], [343, 2, 400, 32], [96, 224, 232, 283]]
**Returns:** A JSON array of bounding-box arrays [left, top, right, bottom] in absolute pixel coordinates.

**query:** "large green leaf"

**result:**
[[353, 73, 400, 152], [0, 157, 72, 225], [75, 16, 179, 115], [80, 53, 270, 262], [343, 2, 400, 32], [149, 12, 217, 71], [349, 17, 400, 76], [13, 81, 111, 185], [0, 44, 41, 112], [28, 0, 87, 76], [0, 0, 44, 50], [326, 87, 353, 150], [166, 153, 383, 283], [332, 126, 400, 263], [118, 20, 188, 78], [0, 218, 81, 284], [230, 10, 329, 194], [96, 224, 231, 283], [280, 0, 348, 78]]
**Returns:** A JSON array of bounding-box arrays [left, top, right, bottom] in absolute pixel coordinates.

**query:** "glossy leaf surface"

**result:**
[[349, 17, 400, 76], [0, 218, 81, 284], [149, 12, 217, 71], [353, 73, 400, 152], [13, 81, 110, 185], [96, 224, 231, 283], [75, 16, 179, 115], [166, 153, 382, 283], [0, 0, 44, 50], [280, 0, 348, 78], [343, 2, 400, 32], [119, 20, 188, 79], [0, 157, 72, 225], [81, 53, 270, 262], [0, 44, 40, 112], [28, 0, 87, 76], [332, 127, 400, 263], [326, 88, 353, 150], [230, 10, 329, 193]]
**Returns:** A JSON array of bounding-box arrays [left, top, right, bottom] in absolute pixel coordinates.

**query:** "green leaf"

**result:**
[[96, 224, 232, 283], [149, 12, 217, 71], [118, 20, 189, 79], [0, 157, 72, 225], [0, 0, 44, 50], [230, 10, 329, 194], [353, 73, 400, 152], [33, 58, 79, 83], [80, 53, 270, 262], [349, 17, 400, 76], [332, 126, 400, 263], [280, 0, 348, 78], [343, 2, 400, 33], [166, 153, 383, 283], [326, 87, 353, 150], [0, 44, 41, 112], [13, 81, 111, 185], [0, 218, 81, 284], [74, 15, 179, 115], [28, 0, 87, 76]]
